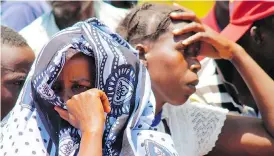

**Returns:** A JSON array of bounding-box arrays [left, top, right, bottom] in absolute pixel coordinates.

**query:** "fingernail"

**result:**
[[170, 12, 177, 16], [173, 29, 180, 34]]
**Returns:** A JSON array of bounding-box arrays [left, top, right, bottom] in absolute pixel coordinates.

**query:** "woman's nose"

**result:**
[[189, 58, 201, 73]]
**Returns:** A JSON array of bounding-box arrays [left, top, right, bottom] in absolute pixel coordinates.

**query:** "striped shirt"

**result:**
[[191, 57, 259, 117]]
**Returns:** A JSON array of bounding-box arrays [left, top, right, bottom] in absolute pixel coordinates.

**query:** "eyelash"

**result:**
[[7, 80, 25, 87], [72, 84, 90, 91], [52, 84, 91, 93]]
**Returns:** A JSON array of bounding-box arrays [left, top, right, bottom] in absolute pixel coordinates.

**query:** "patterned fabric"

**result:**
[[1, 18, 177, 156], [190, 57, 258, 117], [158, 101, 228, 156]]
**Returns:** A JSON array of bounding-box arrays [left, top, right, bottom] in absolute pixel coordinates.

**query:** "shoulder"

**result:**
[[19, 12, 54, 56], [161, 101, 229, 155], [20, 12, 50, 37]]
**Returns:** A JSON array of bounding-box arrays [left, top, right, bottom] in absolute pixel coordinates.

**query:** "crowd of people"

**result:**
[[1, 1, 274, 156]]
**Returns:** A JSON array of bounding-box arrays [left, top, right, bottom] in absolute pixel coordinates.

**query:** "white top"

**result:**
[[20, 1, 128, 57], [157, 100, 229, 156]]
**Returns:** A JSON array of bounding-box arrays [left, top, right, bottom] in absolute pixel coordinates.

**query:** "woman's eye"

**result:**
[[184, 45, 200, 57], [12, 80, 25, 87], [52, 84, 62, 93], [72, 84, 90, 91]]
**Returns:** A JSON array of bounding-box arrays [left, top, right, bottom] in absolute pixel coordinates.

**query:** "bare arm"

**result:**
[[170, 11, 274, 155], [78, 131, 103, 156], [208, 41, 274, 155], [55, 89, 111, 156], [210, 115, 274, 155], [230, 44, 274, 136]]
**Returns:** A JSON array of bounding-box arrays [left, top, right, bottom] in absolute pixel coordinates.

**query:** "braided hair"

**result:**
[[116, 3, 185, 45]]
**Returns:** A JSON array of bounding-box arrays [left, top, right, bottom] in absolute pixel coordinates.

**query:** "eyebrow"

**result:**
[[1, 65, 16, 72], [69, 78, 92, 84]]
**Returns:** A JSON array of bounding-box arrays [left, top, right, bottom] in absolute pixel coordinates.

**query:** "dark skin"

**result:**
[[136, 22, 201, 113], [211, 2, 274, 110], [118, 4, 274, 154], [1, 45, 34, 119], [49, 1, 94, 30], [53, 52, 111, 156], [151, 9, 274, 155], [231, 16, 274, 110]]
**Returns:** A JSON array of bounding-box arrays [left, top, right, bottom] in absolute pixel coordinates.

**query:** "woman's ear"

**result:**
[[250, 26, 263, 46], [135, 44, 148, 67]]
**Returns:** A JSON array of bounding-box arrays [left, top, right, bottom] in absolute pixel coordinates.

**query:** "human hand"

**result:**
[[54, 89, 111, 134], [170, 5, 238, 60]]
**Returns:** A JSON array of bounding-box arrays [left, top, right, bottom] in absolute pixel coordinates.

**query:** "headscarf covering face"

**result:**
[[1, 18, 177, 156]]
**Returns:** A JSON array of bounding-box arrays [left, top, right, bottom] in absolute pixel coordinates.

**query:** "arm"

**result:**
[[209, 39, 274, 155], [231, 43, 274, 136], [170, 12, 274, 155], [78, 131, 103, 156], [55, 89, 111, 156]]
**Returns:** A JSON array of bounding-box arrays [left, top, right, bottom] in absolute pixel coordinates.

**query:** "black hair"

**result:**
[[253, 14, 274, 30], [1, 25, 29, 47], [116, 3, 184, 45]]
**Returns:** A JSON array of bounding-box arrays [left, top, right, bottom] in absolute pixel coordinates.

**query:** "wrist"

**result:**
[[81, 124, 104, 135], [228, 42, 246, 62], [82, 129, 103, 137], [230, 44, 246, 63]]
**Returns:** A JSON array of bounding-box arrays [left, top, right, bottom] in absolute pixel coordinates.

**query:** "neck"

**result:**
[[54, 5, 95, 30], [152, 87, 165, 115]]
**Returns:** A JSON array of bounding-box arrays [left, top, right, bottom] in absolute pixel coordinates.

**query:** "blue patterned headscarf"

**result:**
[[1, 18, 178, 156]]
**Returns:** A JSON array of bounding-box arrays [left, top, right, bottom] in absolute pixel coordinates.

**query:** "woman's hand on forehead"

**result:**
[[170, 5, 235, 60]]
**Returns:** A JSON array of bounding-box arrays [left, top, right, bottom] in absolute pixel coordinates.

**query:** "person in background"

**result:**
[[1, 19, 177, 156], [194, 1, 274, 117], [1, 1, 50, 31], [1, 26, 35, 121], [20, 1, 128, 56], [105, 0, 137, 9]]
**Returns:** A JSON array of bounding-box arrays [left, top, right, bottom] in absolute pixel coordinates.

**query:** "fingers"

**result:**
[[170, 7, 201, 24], [173, 22, 205, 35], [98, 90, 111, 113], [54, 106, 70, 121], [182, 32, 210, 47], [170, 11, 197, 21]]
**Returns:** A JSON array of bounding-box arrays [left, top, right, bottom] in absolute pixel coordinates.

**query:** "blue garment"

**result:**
[[1, 1, 50, 31], [1, 18, 178, 156], [151, 110, 163, 127]]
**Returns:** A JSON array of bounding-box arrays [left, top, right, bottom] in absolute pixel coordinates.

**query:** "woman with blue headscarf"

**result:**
[[1, 18, 178, 156]]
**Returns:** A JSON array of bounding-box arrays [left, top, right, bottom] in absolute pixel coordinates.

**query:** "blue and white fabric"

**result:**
[[1, 18, 177, 156]]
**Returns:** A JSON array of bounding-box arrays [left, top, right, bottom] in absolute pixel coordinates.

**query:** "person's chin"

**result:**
[[168, 96, 188, 106]]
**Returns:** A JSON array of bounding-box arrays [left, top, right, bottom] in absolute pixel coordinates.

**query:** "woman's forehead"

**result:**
[[157, 23, 193, 44]]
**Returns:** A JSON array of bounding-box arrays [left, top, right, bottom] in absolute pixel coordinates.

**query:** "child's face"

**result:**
[[1, 45, 35, 119]]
